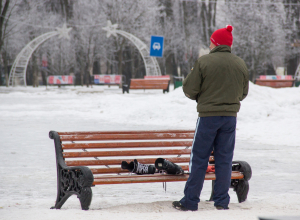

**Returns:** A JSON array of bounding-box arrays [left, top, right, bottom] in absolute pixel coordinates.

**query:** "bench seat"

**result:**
[[93, 171, 244, 185]]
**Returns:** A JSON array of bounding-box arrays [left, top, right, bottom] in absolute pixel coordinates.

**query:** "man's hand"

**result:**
[[182, 60, 202, 101], [184, 93, 190, 98]]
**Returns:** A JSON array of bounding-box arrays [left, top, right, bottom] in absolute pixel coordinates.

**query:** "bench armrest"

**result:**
[[49, 131, 94, 210]]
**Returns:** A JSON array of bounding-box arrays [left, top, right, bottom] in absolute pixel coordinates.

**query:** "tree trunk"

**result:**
[[283, 0, 300, 77], [2, 50, 8, 86], [134, 53, 140, 79], [118, 46, 123, 76], [165, 53, 177, 76], [106, 60, 109, 74], [111, 62, 113, 75], [41, 69, 47, 86], [80, 64, 84, 86], [85, 62, 92, 87], [32, 54, 39, 87], [0, 0, 10, 53], [286, 55, 299, 76], [131, 46, 135, 79]]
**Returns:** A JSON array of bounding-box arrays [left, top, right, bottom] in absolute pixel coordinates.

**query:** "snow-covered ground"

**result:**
[[0, 83, 300, 220]]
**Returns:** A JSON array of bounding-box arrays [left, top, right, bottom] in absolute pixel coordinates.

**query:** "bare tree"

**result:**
[[221, 0, 286, 81], [283, 0, 300, 76], [2, 0, 298, 87], [0, 0, 18, 86]]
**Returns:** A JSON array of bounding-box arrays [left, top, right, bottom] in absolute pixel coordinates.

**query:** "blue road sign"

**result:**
[[150, 36, 164, 57]]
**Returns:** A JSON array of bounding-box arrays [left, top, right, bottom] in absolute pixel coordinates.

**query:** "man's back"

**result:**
[[183, 45, 249, 117]]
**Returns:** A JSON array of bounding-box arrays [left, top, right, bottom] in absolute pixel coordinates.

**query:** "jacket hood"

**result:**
[[210, 45, 231, 54]]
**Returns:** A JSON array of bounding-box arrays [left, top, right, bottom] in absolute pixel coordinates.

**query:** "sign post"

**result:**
[[150, 36, 164, 57]]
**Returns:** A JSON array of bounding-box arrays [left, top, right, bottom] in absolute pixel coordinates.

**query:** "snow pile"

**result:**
[[0, 84, 300, 220], [237, 83, 300, 146]]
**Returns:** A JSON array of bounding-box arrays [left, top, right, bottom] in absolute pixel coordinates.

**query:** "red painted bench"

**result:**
[[255, 75, 295, 88], [122, 76, 170, 93]]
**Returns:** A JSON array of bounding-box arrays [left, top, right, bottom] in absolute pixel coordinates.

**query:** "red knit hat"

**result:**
[[210, 25, 234, 47]]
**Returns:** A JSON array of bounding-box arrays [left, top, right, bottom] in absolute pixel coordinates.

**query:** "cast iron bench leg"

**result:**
[[209, 180, 215, 201], [50, 131, 94, 210], [51, 165, 94, 210]]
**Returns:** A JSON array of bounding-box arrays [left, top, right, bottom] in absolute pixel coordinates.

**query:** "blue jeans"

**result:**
[[180, 116, 237, 210]]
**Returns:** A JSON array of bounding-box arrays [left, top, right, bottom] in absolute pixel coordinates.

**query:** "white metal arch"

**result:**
[[103, 21, 161, 76], [295, 63, 300, 81], [8, 24, 72, 86], [8, 32, 58, 86]]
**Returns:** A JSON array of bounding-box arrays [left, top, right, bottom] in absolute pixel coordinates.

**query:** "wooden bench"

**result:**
[[255, 75, 295, 88], [47, 75, 75, 87], [94, 74, 125, 87], [49, 130, 252, 210], [122, 77, 170, 93]]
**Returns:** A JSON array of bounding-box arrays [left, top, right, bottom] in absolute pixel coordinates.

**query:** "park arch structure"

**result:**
[[8, 31, 60, 86], [102, 20, 161, 76], [9, 21, 161, 86], [294, 63, 300, 81], [8, 24, 72, 86]]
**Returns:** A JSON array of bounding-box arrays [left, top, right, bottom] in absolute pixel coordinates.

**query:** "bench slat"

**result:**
[[63, 149, 192, 158], [92, 172, 244, 185], [62, 141, 193, 149], [130, 86, 169, 89], [90, 165, 190, 174], [58, 130, 195, 136], [60, 133, 194, 141], [65, 156, 214, 166], [131, 80, 169, 83], [130, 79, 170, 90], [131, 80, 168, 82], [135, 81, 169, 83], [93, 169, 224, 179], [130, 83, 169, 85]]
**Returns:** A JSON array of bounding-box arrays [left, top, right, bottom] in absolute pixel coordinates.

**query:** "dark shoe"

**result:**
[[155, 158, 184, 175], [215, 205, 229, 210], [121, 161, 134, 171], [132, 159, 156, 175], [172, 201, 197, 211], [172, 201, 189, 211], [121, 160, 156, 174]]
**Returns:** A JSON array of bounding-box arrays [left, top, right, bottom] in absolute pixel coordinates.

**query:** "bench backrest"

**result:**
[[47, 75, 74, 85], [130, 79, 170, 90], [55, 130, 214, 175], [94, 75, 124, 85], [144, 75, 171, 80], [255, 79, 294, 88]]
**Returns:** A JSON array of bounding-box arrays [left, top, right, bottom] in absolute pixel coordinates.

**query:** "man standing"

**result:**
[[173, 25, 249, 211]]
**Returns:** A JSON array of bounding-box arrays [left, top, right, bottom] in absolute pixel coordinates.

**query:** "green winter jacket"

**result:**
[[182, 45, 249, 117]]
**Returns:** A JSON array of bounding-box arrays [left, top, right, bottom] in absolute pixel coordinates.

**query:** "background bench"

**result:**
[[47, 75, 74, 87], [255, 75, 295, 88], [94, 74, 125, 86], [122, 76, 170, 93], [49, 129, 251, 210]]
